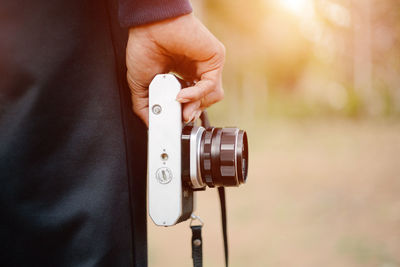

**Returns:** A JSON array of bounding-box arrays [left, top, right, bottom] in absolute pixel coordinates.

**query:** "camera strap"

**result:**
[[218, 187, 229, 267], [190, 214, 204, 267], [191, 225, 203, 267], [190, 188, 228, 267]]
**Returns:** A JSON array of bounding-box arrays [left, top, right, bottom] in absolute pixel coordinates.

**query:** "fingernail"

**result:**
[[176, 97, 190, 103]]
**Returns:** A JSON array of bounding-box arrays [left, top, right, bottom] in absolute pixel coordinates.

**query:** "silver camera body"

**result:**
[[148, 74, 248, 226], [148, 74, 195, 226]]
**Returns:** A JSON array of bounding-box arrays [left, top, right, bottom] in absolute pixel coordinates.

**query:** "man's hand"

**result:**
[[126, 13, 225, 126]]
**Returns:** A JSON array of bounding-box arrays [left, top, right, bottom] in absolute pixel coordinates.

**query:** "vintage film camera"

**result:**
[[148, 74, 248, 226]]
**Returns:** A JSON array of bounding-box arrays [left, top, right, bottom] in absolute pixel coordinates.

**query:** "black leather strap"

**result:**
[[218, 187, 229, 267], [191, 225, 203, 267]]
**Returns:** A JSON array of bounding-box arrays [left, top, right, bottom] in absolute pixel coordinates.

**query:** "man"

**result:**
[[0, 0, 225, 266]]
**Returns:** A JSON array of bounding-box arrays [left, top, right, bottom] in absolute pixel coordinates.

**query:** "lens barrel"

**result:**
[[200, 127, 248, 187]]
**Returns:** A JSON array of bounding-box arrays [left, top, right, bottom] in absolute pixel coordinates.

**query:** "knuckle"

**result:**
[[210, 42, 225, 64]]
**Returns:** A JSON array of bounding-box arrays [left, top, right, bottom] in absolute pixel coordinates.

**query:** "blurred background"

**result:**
[[148, 0, 400, 266]]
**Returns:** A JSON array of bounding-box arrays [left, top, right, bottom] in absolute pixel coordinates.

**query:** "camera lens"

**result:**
[[200, 127, 248, 187]]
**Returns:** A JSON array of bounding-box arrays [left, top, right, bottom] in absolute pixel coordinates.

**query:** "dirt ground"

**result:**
[[148, 119, 400, 267]]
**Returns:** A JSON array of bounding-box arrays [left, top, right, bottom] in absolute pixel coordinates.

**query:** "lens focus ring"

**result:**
[[200, 127, 248, 187], [218, 128, 240, 186]]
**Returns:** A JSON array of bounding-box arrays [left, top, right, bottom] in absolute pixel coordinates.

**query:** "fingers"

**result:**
[[182, 100, 202, 123], [175, 36, 225, 110], [154, 14, 225, 109], [177, 68, 224, 122], [176, 72, 224, 110], [126, 13, 226, 126], [176, 70, 217, 101], [176, 69, 224, 109], [201, 83, 224, 107], [180, 77, 224, 123]]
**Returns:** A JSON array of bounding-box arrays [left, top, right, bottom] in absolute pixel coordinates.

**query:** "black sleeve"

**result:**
[[119, 0, 193, 27]]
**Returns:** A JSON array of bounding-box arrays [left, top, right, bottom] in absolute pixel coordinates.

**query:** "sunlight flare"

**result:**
[[279, 0, 310, 14]]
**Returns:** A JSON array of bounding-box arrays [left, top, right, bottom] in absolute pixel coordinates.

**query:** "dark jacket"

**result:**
[[0, 0, 191, 266]]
